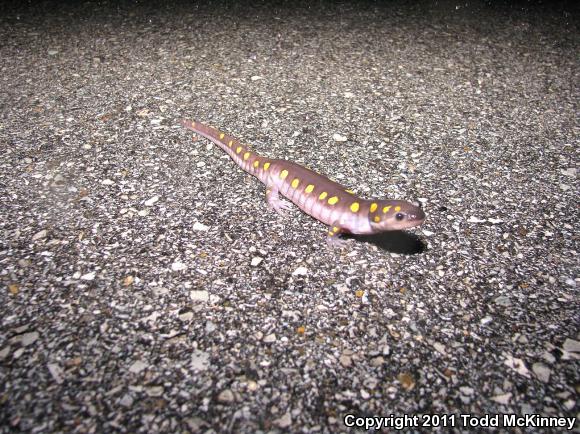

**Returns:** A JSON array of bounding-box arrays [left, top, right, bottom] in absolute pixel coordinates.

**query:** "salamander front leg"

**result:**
[[326, 224, 349, 248], [266, 186, 293, 217]]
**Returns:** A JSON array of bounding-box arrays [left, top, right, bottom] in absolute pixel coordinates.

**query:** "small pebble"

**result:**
[[217, 389, 235, 403], [144, 196, 159, 206], [129, 360, 148, 374], [532, 362, 551, 383], [273, 412, 292, 428], [171, 261, 187, 271], [292, 266, 308, 276], [32, 230, 48, 241], [20, 332, 39, 346], [192, 222, 210, 231], [190, 350, 210, 372], [190, 290, 209, 302]]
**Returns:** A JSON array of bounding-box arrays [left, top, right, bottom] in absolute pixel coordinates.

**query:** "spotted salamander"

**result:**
[[181, 119, 425, 245]]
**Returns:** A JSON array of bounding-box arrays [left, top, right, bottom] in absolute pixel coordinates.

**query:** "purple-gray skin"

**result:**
[[182, 119, 426, 246]]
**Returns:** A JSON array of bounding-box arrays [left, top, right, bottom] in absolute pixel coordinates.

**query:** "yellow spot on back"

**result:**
[[345, 189, 354, 194], [394, 206, 401, 212], [291, 178, 300, 188], [370, 203, 378, 213], [263, 162, 270, 170], [253, 160, 260, 168], [228, 140, 233, 147], [319, 192, 328, 200], [243, 152, 251, 160], [279, 169, 289, 180], [332, 226, 339, 233], [305, 184, 314, 193], [328, 196, 339, 205], [383, 205, 392, 213], [219, 133, 225, 139], [236, 146, 242, 154], [350, 202, 360, 212], [374, 215, 381, 223]]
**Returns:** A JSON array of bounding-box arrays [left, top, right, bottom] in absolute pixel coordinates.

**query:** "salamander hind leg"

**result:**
[[266, 185, 293, 217], [326, 223, 349, 248]]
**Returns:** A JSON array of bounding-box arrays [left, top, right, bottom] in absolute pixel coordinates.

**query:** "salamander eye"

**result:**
[[395, 213, 405, 221]]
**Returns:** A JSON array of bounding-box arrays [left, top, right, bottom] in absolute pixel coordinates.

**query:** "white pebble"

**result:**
[[47, 363, 65, 384], [146, 386, 164, 397], [192, 222, 210, 232], [490, 392, 512, 405], [119, 394, 134, 407], [292, 266, 308, 276], [532, 362, 551, 383], [32, 229, 48, 241], [129, 360, 148, 374], [144, 196, 159, 206], [563, 338, 580, 353], [190, 290, 209, 302], [217, 389, 234, 403], [171, 261, 187, 271], [332, 133, 348, 142], [250, 257, 263, 267], [273, 412, 292, 428], [468, 216, 486, 223], [504, 354, 530, 378], [191, 350, 210, 371], [560, 167, 576, 177], [20, 331, 39, 346], [81, 271, 96, 281]]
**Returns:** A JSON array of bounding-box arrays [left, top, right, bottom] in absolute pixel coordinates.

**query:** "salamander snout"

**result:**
[[407, 207, 426, 223], [370, 200, 426, 232]]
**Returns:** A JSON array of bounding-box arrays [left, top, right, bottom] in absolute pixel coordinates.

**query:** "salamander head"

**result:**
[[368, 200, 426, 232]]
